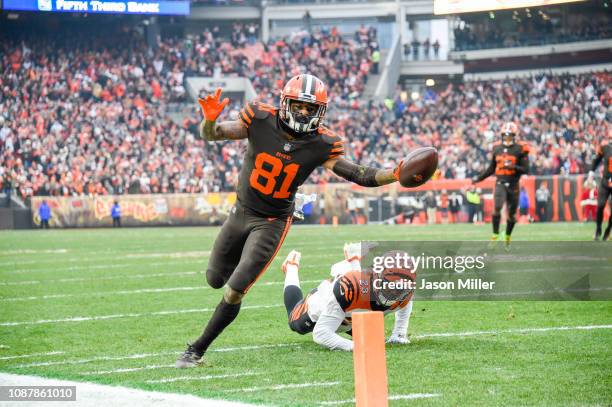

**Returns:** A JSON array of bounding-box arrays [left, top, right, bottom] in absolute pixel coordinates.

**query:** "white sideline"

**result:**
[[146, 372, 261, 384], [224, 381, 341, 393], [0, 373, 256, 407], [319, 393, 442, 405], [1, 280, 322, 302], [0, 351, 64, 361], [15, 343, 299, 369], [0, 304, 282, 327], [0, 271, 199, 286]]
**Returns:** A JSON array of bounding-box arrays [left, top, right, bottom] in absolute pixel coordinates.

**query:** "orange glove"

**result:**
[[393, 160, 404, 181], [198, 87, 229, 121]]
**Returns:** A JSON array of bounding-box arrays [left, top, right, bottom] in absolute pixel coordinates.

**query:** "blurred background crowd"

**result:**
[[0, 19, 610, 200]]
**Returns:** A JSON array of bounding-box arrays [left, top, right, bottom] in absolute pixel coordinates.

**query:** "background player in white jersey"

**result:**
[[281, 244, 414, 351]]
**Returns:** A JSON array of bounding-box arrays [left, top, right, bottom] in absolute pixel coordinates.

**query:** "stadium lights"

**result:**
[[411, 91, 420, 101], [425, 79, 435, 87]]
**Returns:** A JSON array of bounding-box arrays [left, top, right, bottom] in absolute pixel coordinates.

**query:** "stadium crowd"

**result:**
[[454, 10, 612, 51], [0, 23, 611, 200]]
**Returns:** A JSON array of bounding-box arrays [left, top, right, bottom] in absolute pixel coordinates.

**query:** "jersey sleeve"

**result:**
[[312, 292, 354, 351]]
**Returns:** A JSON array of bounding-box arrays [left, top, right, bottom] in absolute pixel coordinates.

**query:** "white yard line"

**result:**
[[0, 249, 68, 256], [81, 364, 175, 375], [15, 343, 298, 369], [319, 393, 442, 405], [413, 324, 612, 339], [6, 259, 207, 274], [0, 373, 256, 407], [0, 351, 65, 361], [0, 304, 282, 327], [224, 381, 341, 393], [0, 280, 322, 302], [146, 372, 261, 384], [0, 271, 199, 286]]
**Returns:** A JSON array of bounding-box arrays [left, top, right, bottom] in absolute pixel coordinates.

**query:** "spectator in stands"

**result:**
[[432, 39, 440, 58], [371, 49, 380, 75], [39, 200, 51, 229], [422, 38, 430, 60], [111, 201, 122, 228]]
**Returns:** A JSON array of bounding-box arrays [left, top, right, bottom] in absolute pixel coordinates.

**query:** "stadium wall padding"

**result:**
[[29, 175, 604, 228]]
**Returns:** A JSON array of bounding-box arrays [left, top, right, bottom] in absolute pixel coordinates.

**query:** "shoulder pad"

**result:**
[[318, 125, 343, 145], [519, 142, 530, 154], [239, 101, 277, 127]]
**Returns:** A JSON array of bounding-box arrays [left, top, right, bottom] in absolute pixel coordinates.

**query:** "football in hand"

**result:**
[[397, 147, 438, 187]]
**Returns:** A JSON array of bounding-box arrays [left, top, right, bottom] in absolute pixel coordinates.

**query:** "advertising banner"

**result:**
[[30, 175, 607, 227], [31, 193, 236, 228], [3, 0, 190, 15]]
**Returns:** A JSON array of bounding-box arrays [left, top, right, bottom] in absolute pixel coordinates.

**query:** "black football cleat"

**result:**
[[593, 232, 601, 241], [175, 344, 204, 368], [603, 228, 611, 242]]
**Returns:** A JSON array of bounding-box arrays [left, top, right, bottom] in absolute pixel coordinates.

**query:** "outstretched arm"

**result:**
[[473, 153, 496, 183], [312, 299, 354, 351], [197, 87, 248, 142], [323, 157, 398, 187], [199, 119, 247, 141]]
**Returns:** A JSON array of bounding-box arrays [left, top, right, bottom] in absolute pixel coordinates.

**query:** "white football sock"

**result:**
[[284, 265, 300, 288]]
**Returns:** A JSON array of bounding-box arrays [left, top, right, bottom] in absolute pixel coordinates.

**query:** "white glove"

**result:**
[[282, 250, 302, 273], [386, 333, 410, 345], [588, 170, 595, 178], [343, 242, 362, 262]]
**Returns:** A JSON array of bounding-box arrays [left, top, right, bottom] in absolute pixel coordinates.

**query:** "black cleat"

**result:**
[[594, 232, 601, 241], [603, 228, 611, 242], [175, 344, 204, 368]]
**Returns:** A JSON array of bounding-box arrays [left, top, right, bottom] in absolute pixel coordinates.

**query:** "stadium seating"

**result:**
[[0, 23, 610, 200]]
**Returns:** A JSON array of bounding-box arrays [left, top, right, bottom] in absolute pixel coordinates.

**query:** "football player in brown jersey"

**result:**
[[177, 74, 406, 367], [590, 139, 612, 241], [472, 122, 530, 250]]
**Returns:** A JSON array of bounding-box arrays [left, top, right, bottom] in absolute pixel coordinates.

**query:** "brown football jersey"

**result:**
[[475, 141, 530, 184], [236, 101, 344, 217], [592, 143, 612, 187]]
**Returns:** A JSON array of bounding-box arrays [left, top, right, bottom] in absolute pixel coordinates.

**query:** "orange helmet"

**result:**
[[501, 122, 518, 146], [280, 74, 328, 134]]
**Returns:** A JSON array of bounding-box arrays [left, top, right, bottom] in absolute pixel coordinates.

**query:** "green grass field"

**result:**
[[1, 223, 611, 406]]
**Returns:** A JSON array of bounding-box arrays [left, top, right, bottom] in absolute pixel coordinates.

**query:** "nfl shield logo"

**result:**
[[283, 143, 292, 152]]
